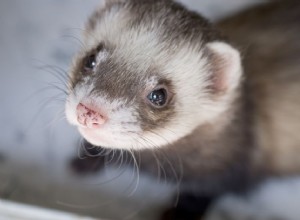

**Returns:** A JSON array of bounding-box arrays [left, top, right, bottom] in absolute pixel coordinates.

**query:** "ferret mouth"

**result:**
[[78, 127, 110, 146], [78, 127, 139, 149]]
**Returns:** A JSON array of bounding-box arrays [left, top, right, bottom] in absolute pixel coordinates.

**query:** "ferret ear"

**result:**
[[206, 42, 242, 96]]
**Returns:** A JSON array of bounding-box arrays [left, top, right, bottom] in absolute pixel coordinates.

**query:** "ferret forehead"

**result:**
[[83, 0, 219, 52], [79, 0, 217, 91]]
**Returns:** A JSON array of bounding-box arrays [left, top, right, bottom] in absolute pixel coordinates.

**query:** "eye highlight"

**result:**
[[84, 54, 97, 71], [147, 88, 168, 107]]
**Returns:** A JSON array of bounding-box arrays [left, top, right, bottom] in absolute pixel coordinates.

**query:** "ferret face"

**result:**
[[65, 0, 242, 150]]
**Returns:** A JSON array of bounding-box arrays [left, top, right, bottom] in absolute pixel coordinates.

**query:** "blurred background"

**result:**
[[2, 0, 298, 220]]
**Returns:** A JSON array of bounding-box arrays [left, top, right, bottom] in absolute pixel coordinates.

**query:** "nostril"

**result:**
[[76, 103, 106, 128]]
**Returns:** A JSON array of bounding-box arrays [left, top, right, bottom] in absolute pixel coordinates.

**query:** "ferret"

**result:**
[[65, 0, 300, 219]]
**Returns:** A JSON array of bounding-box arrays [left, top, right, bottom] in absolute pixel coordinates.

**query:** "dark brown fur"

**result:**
[[218, 0, 300, 176], [70, 0, 300, 219]]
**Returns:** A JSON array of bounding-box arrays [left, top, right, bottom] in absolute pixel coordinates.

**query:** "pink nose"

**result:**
[[76, 103, 106, 128]]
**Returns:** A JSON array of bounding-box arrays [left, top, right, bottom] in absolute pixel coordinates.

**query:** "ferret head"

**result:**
[[65, 0, 242, 150]]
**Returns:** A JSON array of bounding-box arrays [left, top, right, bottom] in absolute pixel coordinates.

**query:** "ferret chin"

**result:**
[[66, 0, 300, 218]]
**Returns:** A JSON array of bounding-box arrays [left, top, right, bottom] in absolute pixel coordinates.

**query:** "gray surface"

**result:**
[[0, 199, 98, 220]]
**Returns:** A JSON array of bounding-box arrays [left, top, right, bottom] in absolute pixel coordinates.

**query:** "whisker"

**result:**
[[61, 34, 86, 50], [145, 131, 183, 207], [126, 149, 140, 197], [140, 136, 168, 185], [32, 59, 71, 83], [62, 27, 99, 45]]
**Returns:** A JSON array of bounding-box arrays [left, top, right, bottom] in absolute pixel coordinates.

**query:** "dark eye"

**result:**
[[147, 88, 168, 107], [84, 54, 97, 71]]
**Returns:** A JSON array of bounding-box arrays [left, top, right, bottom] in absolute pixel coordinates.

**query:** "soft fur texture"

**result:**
[[66, 0, 243, 151], [218, 0, 300, 175], [65, 0, 300, 219]]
